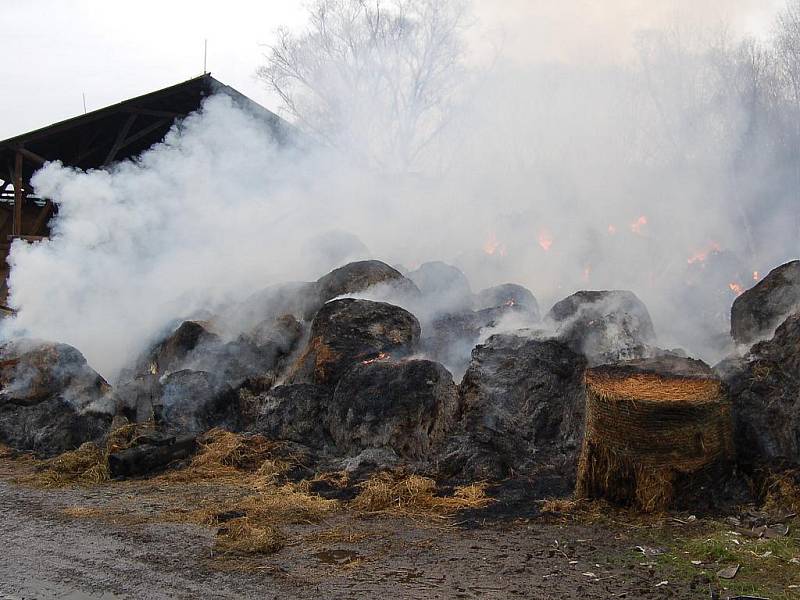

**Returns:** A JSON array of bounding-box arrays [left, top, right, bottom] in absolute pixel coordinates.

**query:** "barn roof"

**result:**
[[0, 73, 287, 186]]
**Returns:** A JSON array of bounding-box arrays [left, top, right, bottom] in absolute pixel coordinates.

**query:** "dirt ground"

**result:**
[[0, 456, 785, 600]]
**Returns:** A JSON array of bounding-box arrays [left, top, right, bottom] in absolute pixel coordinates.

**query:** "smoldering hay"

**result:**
[[4, 2, 800, 380]]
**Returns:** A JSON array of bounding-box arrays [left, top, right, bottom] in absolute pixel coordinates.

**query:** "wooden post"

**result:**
[[13, 151, 23, 236]]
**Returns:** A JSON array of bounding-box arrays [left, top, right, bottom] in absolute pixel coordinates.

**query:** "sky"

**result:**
[[0, 0, 785, 140]]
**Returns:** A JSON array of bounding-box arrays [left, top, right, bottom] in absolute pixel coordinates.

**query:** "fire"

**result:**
[[728, 282, 744, 296], [362, 352, 391, 365], [483, 232, 507, 256], [687, 241, 721, 265], [630, 215, 648, 235], [504, 298, 516, 307], [607, 224, 617, 235], [538, 228, 553, 252], [753, 271, 759, 281]]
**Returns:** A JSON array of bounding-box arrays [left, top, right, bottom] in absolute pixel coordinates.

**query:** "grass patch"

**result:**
[[655, 524, 800, 599]]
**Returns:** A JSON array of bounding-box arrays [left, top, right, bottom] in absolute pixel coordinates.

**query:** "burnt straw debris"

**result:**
[[1, 258, 800, 516]]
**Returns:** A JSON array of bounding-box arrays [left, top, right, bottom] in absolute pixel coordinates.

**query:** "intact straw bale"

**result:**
[[576, 366, 732, 512]]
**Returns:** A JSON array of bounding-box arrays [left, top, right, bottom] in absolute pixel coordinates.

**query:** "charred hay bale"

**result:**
[[287, 298, 420, 388], [316, 260, 420, 304], [731, 260, 800, 345], [327, 359, 459, 460], [144, 320, 219, 376], [441, 334, 587, 482], [717, 313, 800, 466], [159, 370, 239, 433], [248, 384, 332, 449], [0, 339, 113, 456], [407, 261, 473, 311], [546, 290, 656, 366], [576, 359, 732, 512], [474, 283, 540, 322], [108, 432, 197, 478]]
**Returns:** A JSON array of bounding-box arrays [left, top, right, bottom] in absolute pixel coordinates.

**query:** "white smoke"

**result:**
[[3, 1, 800, 379]]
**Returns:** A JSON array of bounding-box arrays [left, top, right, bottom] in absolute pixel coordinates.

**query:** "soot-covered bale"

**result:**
[[546, 290, 656, 366], [731, 260, 800, 345], [315, 260, 420, 304], [287, 298, 420, 387], [235, 281, 321, 330], [718, 313, 800, 466], [576, 358, 732, 512], [0, 340, 113, 456], [108, 431, 197, 478], [248, 384, 332, 449], [407, 261, 473, 311], [442, 334, 587, 482], [474, 283, 541, 322], [159, 370, 238, 433], [327, 359, 459, 460]]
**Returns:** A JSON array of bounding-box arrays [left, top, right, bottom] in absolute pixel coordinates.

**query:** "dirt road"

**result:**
[[0, 470, 711, 600]]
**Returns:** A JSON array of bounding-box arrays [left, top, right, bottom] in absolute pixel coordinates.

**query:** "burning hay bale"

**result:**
[[248, 383, 332, 450], [731, 259, 800, 345], [287, 298, 420, 387], [473, 283, 541, 322], [0, 339, 114, 456], [314, 260, 420, 308], [545, 290, 656, 366], [718, 313, 800, 466], [441, 333, 587, 483], [576, 358, 733, 512], [159, 370, 239, 433], [327, 359, 460, 460]]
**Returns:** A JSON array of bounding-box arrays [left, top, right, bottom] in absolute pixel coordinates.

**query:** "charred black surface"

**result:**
[[439, 334, 587, 482], [0, 340, 113, 456], [474, 283, 540, 321], [249, 384, 333, 450], [731, 259, 800, 345], [546, 290, 656, 366], [288, 298, 420, 388], [328, 359, 460, 460], [108, 433, 197, 478], [719, 313, 800, 466]]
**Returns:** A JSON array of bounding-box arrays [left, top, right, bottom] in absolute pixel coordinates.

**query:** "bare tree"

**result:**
[[258, 0, 469, 171]]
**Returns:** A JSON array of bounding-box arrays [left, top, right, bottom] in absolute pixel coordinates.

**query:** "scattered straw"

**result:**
[[214, 517, 286, 555], [350, 471, 492, 516]]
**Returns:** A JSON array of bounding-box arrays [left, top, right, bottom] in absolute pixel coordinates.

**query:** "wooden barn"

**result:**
[[0, 74, 287, 304]]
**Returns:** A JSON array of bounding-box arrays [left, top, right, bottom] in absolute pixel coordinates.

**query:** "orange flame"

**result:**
[[362, 352, 391, 365], [538, 228, 553, 252], [483, 232, 507, 257], [687, 241, 721, 265], [729, 282, 744, 296], [630, 215, 648, 235], [753, 271, 759, 281], [504, 298, 516, 307]]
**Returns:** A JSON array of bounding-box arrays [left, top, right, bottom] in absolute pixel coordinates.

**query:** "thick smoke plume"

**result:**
[[4, 0, 800, 379]]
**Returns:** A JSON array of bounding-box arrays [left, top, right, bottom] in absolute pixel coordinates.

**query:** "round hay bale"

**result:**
[[575, 359, 733, 512]]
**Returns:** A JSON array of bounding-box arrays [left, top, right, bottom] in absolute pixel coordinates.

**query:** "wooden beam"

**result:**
[[30, 200, 53, 235], [103, 114, 137, 165], [17, 148, 47, 166], [12, 151, 23, 236], [113, 118, 170, 154]]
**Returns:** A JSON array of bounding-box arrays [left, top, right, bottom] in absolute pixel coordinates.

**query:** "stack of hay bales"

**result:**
[[576, 357, 733, 512]]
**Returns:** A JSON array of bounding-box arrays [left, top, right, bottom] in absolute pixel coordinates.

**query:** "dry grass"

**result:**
[[762, 470, 800, 515], [156, 428, 300, 484], [31, 442, 109, 487], [585, 371, 721, 403], [350, 471, 492, 516], [214, 517, 286, 555], [21, 421, 158, 488]]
